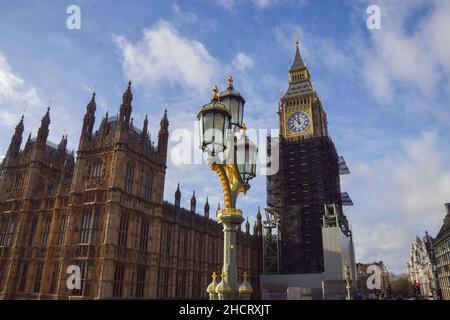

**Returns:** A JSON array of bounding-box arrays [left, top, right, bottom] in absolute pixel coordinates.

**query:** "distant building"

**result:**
[[407, 232, 440, 299], [356, 261, 390, 299], [433, 203, 450, 300]]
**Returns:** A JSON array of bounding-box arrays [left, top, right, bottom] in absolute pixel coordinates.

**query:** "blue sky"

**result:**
[[1, 0, 450, 274]]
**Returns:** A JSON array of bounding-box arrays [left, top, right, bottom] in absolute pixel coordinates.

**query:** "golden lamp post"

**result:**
[[197, 76, 257, 300]]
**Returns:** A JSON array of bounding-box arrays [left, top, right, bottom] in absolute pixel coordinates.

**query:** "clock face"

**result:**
[[287, 112, 310, 133]]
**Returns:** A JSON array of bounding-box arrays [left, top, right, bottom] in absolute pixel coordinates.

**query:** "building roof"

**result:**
[[435, 215, 450, 242], [282, 80, 315, 99]]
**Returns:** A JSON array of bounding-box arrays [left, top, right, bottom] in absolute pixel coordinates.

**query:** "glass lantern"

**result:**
[[197, 85, 231, 157], [235, 130, 257, 184], [219, 76, 245, 130]]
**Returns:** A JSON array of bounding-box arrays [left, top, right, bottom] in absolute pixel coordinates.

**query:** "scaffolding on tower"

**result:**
[[262, 207, 281, 274]]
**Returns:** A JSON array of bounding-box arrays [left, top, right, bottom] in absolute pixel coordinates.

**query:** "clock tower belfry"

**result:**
[[279, 40, 328, 140]]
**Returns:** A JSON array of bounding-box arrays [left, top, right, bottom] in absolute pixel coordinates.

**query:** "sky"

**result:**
[[0, 0, 450, 274]]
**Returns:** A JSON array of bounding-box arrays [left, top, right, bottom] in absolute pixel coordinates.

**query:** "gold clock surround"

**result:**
[[281, 103, 314, 139]]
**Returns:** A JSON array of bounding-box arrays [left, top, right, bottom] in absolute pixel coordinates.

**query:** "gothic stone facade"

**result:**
[[407, 232, 440, 299], [0, 83, 261, 299], [433, 203, 450, 300]]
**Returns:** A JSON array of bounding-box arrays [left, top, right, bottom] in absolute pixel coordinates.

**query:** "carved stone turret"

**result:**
[[175, 182, 181, 208], [119, 81, 132, 125], [79, 93, 96, 149], [36, 107, 50, 150], [3, 115, 24, 166], [190, 190, 196, 213], [204, 197, 210, 218]]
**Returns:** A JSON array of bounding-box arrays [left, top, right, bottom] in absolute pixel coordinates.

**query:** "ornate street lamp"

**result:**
[[197, 85, 231, 158], [198, 77, 257, 300]]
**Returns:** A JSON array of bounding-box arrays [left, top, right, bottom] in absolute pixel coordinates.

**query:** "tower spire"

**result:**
[[158, 109, 169, 162], [119, 81, 133, 125], [36, 107, 50, 149], [191, 190, 196, 213], [58, 134, 68, 152], [80, 93, 96, 149], [4, 115, 24, 165], [204, 197, 210, 218], [290, 38, 306, 72], [160, 109, 168, 131], [175, 182, 181, 208], [143, 115, 148, 134]]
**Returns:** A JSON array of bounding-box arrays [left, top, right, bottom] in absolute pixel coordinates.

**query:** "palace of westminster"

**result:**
[[0, 43, 359, 300], [0, 81, 262, 299]]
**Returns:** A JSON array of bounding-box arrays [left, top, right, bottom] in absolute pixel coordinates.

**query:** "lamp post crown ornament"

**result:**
[[212, 85, 219, 101], [207, 272, 219, 294], [227, 75, 234, 90], [239, 272, 253, 295], [216, 271, 231, 293]]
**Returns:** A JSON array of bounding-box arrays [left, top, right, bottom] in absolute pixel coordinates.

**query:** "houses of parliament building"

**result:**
[[0, 83, 262, 299]]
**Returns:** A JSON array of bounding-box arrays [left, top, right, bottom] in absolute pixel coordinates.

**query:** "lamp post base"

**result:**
[[216, 208, 243, 300]]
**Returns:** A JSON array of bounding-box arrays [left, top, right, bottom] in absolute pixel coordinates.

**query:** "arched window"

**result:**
[[0, 217, 15, 247], [124, 162, 134, 193], [144, 173, 152, 201], [8, 174, 22, 192], [91, 159, 104, 180], [14, 174, 22, 191]]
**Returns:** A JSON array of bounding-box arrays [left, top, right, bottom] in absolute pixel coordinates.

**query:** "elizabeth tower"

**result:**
[[267, 41, 344, 274]]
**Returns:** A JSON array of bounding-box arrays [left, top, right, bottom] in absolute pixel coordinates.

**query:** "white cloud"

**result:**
[[113, 20, 220, 96], [0, 52, 41, 128], [425, 2, 450, 72], [349, 131, 450, 272], [255, 0, 310, 9], [359, 0, 450, 110], [0, 51, 80, 156], [232, 52, 254, 72], [216, 0, 309, 10], [171, 4, 198, 24], [215, 0, 236, 11], [255, 0, 271, 8]]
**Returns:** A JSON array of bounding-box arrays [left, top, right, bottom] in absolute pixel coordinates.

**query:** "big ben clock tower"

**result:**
[[267, 40, 350, 274]]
